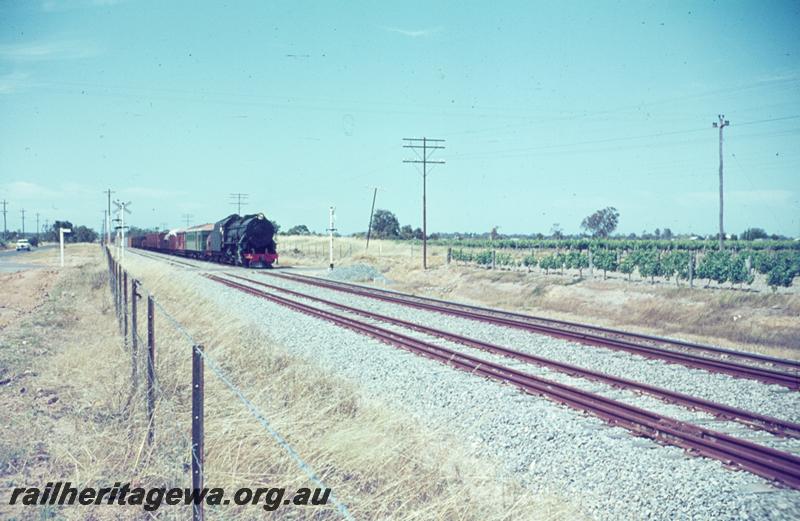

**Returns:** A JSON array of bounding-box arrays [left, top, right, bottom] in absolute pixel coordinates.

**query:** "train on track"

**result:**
[[129, 213, 278, 268]]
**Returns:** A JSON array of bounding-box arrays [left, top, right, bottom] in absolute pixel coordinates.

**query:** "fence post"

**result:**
[[117, 264, 122, 323], [131, 279, 139, 389], [447, 247, 452, 265], [588, 250, 594, 279], [689, 254, 695, 288], [491, 250, 496, 270], [191, 344, 205, 521], [123, 271, 129, 345], [147, 295, 156, 446]]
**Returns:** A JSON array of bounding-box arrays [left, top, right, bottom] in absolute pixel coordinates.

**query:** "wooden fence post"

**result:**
[[123, 271, 128, 345], [191, 344, 205, 521], [131, 279, 139, 389], [117, 264, 123, 325], [146, 295, 156, 446]]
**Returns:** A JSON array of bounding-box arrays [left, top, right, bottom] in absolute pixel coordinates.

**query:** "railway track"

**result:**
[[269, 272, 800, 389], [128, 248, 201, 269], [204, 273, 800, 490], [223, 272, 800, 438]]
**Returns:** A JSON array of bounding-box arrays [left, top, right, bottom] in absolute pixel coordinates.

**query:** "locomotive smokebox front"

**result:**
[[244, 213, 276, 251]]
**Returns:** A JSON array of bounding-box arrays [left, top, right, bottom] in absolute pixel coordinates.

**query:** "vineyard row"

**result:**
[[448, 249, 800, 289]]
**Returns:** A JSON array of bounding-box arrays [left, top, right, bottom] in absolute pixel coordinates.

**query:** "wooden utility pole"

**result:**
[[403, 137, 445, 269], [104, 189, 114, 244], [365, 187, 378, 250], [229, 193, 249, 214], [20, 208, 26, 237], [713, 115, 730, 250], [1, 200, 7, 240]]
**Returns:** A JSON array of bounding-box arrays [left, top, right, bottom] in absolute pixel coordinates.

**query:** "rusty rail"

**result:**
[[272, 272, 800, 389], [206, 273, 800, 490], [225, 273, 800, 438]]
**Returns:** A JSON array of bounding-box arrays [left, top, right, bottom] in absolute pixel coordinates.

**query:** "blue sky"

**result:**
[[1, 0, 798, 237]]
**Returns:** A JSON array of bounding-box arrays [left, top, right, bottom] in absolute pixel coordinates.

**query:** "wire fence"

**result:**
[[104, 246, 355, 521]]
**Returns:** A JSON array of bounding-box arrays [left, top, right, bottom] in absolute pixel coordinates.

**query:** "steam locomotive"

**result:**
[[130, 213, 278, 268]]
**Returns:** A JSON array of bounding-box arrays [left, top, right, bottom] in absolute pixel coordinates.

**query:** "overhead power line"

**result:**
[[450, 115, 800, 161]]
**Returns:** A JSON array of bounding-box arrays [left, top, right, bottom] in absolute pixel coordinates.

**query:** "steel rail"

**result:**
[[129, 248, 201, 269], [271, 272, 800, 389], [224, 272, 800, 438], [275, 273, 800, 370], [275, 273, 800, 371], [205, 273, 800, 490]]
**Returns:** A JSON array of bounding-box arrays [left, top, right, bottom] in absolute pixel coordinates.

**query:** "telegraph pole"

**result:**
[[403, 137, 445, 269], [104, 189, 114, 244], [35, 213, 40, 242], [713, 115, 730, 250], [230, 193, 249, 215], [1, 200, 7, 240], [365, 187, 379, 250], [20, 208, 26, 237], [182, 214, 194, 227]]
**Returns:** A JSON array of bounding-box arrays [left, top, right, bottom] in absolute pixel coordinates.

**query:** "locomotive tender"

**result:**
[[129, 213, 278, 268]]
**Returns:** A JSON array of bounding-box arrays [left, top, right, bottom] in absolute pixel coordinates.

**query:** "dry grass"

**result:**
[[1, 245, 579, 520], [379, 266, 800, 360]]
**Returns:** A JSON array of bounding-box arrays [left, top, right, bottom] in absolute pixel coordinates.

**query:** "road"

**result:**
[[0, 245, 56, 273]]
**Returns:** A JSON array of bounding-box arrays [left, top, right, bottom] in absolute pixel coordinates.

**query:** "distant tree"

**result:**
[[654, 228, 661, 239], [272, 221, 281, 234], [549, 223, 564, 240], [399, 225, 414, 240], [662, 228, 673, 240], [371, 209, 400, 238], [490, 226, 500, 241], [72, 225, 98, 243], [413, 227, 424, 240], [287, 224, 311, 235], [580, 207, 619, 237], [128, 226, 158, 236], [45, 221, 74, 242], [741, 227, 768, 241]]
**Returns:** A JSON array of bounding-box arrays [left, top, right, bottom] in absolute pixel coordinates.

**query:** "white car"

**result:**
[[15, 239, 31, 251]]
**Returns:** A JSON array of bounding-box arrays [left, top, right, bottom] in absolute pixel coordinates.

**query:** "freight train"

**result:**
[[130, 213, 278, 268]]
